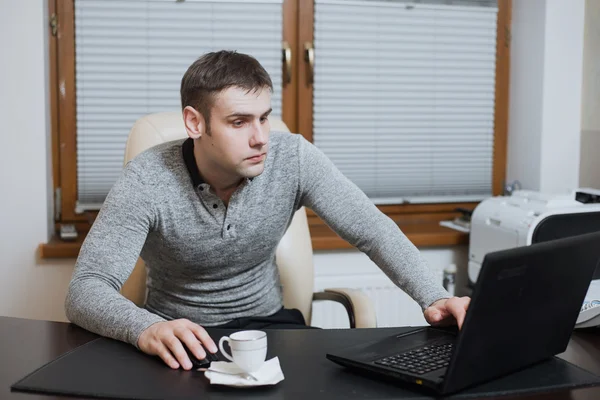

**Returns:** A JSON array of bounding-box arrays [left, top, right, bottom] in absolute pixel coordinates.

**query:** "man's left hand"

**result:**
[[424, 296, 471, 329]]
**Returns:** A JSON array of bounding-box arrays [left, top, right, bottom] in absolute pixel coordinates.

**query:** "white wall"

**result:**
[[539, 1, 585, 193], [311, 246, 468, 328], [0, 0, 75, 322], [579, 0, 600, 188], [507, 0, 585, 194], [506, 0, 546, 191]]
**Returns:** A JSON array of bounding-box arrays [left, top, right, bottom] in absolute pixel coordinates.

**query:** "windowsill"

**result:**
[[309, 222, 468, 250], [307, 204, 472, 250], [39, 235, 85, 259], [40, 220, 468, 259]]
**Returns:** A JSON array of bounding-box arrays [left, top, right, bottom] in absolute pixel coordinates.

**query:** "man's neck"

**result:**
[[193, 142, 242, 205], [213, 185, 239, 206]]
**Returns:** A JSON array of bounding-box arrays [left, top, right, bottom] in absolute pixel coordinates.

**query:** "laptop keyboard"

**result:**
[[374, 342, 454, 375]]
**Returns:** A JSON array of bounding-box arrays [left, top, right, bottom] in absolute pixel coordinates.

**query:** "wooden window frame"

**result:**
[[298, 0, 511, 250], [42, 0, 511, 258]]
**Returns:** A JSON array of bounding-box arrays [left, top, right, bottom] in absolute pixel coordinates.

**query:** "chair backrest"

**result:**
[[119, 112, 316, 324]]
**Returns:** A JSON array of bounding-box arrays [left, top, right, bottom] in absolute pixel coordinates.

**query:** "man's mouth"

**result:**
[[246, 153, 266, 162]]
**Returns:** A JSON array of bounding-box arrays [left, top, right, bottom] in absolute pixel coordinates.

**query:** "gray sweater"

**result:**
[[65, 132, 450, 347]]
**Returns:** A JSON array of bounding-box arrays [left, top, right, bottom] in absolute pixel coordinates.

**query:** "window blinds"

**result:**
[[313, 0, 498, 204], [74, 0, 283, 211]]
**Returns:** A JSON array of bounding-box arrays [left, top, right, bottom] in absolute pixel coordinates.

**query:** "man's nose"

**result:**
[[249, 121, 268, 147]]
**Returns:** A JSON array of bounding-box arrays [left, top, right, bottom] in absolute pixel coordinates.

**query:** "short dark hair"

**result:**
[[180, 50, 273, 133]]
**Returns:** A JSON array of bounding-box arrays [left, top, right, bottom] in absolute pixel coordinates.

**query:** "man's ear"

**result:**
[[183, 106, 206, 139]]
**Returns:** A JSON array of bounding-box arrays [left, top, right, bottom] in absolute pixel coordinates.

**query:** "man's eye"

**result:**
[[260, 117, 268, 124], [233, 120, 244, 127]]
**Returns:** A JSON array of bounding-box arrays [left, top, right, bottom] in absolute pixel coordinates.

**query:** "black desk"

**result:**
[[3, 316, 600, 400]]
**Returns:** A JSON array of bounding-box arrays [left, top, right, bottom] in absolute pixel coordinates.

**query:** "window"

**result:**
[[313, 0, 498, 203], [74, 0, 284, 210], [296, 0, 511, 249], [44, 0, 511, 257]]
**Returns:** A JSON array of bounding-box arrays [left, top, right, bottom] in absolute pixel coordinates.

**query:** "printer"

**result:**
[[468, 188, 600, 285]]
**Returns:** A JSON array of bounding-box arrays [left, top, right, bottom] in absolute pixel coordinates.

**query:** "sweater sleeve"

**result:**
[[65, 163, 166, 347], [297, 135, 450, 309]]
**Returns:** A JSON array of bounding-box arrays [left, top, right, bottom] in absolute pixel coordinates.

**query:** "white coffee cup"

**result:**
[[218, 330, 267, 373]]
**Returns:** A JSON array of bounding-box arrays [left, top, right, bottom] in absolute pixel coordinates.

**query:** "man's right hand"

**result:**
[[137, 319, 218, 370]]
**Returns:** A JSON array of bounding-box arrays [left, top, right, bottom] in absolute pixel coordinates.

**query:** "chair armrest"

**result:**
[[312, 288, 377, 328]]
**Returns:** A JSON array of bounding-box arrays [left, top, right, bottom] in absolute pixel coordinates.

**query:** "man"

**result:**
[[65, 50, 470, 371]]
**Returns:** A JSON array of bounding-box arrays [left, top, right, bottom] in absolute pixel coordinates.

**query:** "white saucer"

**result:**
[[204, 357, 285, 387]]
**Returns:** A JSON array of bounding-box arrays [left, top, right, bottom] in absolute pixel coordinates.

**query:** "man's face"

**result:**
[[200, 86, 272, 180]]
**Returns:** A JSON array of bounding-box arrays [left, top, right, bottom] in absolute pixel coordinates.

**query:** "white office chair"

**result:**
[[119, 112, 377, 328]]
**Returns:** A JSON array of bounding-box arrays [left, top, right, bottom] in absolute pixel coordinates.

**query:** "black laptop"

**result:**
[[326, 231, 600, 395]]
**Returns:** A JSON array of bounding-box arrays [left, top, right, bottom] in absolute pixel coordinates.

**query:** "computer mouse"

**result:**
[[182, 342, 220, 369]]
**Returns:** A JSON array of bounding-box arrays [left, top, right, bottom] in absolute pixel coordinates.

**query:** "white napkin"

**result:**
[[204, 357, 285, 387]]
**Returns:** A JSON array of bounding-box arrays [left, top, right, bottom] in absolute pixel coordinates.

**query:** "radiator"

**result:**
[[311, 274, 440, 329]]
